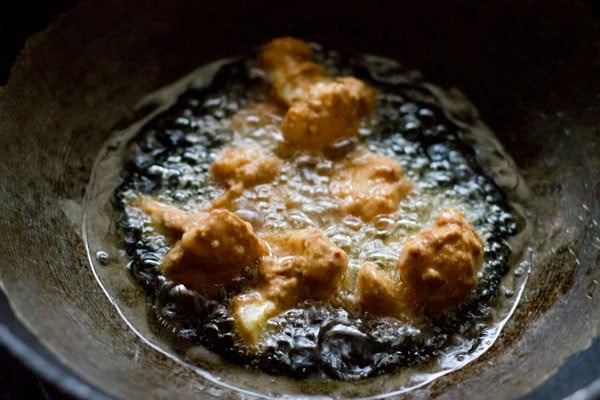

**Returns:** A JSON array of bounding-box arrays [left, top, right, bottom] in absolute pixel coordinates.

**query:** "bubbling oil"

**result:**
[[86, 44, 529, 387]]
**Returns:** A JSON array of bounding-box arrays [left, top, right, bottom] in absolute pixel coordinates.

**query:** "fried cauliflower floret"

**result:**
[[331, 151, 412, 221], [357, 262, 409, 319], [136, 197, 190, 231], [398, 206, 484, 310], [210, 146, 282, 209], [258, 37, 326, 106], [211, 146, 281, 189], [137, 198, 267, 293], [231, 228, 348, 345], [259, 37, 376, 149], [281, 77, 376, 149], [261, 229, 348, 304], [356, 207, 484, 317]]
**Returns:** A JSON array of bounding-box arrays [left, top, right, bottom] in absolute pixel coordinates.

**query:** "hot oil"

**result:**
[[84, 44, 531, 395]]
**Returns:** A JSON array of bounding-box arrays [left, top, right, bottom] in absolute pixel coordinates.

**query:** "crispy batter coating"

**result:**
[[138, 198, 267, 293], [281, 78, 376, 149], [260, 229, 348, 305], [398, 206, 484, 310], [356, 262, 408, 319], [259, 37, 326, 106], [259, 37, 376, 150], [356, 207, 484, 317], [210, 146, 282, 209], [137, 197, 190, 231], [231, 228, 348, 345], [210, 146, 281, 189], [331, 151, 412, 221]]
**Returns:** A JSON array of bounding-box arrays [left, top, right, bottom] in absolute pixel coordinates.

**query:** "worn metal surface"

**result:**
[[0, 0, 598, 398]]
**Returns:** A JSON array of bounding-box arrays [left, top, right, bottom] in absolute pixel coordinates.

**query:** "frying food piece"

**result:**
[[229, 291, 277, 345], [138, 198, 268, 293], [231, 228, 348, 345], [259, 37, 376, 149], [165, 209, 268, 291], [261, 229, 349, 304], [398, 206, 484, 310], [356, 207, 483, 317], [356, 262, 408, 319], [331, 151, 412, 221], [210, 146, 282, 208], [259, 37, 325, 106], [211, 146, 282, 189], [136, 197, 190, 231], [281, 78, 376, 149]]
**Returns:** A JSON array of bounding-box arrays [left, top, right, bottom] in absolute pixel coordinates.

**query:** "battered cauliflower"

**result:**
[[281, 77, 376, 149], [356, 262, 408, 319], [398, 206, 484, 310], [331, 150, 412, 221], [231, 228, 348, 345], [259, 37, 376, 150], [258, 37, 325, 106], [138, 198, 267, 294], [356, 207, 484, 317], [210, 146, 282, 208], [211, 146, 281, 189]]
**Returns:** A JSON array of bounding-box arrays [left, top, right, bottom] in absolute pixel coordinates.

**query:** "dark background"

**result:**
[[0, 347, 70, 400], [0, 1, 598, 399], [0, 0, 75, 86]]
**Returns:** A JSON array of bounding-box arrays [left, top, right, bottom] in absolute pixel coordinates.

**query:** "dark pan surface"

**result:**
[[0, 1, 598, 398]]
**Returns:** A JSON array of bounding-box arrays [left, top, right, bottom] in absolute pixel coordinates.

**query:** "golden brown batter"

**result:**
[[211, 146, 281, 189], [232, 229, 348, 344], [138, 198, 267, 294], [398, 206, 484, 311], [259, 37, 376, 149], [357, 261, 408, 319], [356, 207, 484, 317], [131, 38, 485, 346], [331, 150, 412, 222]]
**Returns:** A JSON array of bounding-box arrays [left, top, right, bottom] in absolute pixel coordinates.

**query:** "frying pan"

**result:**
[[0, 0, 598, 398]]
